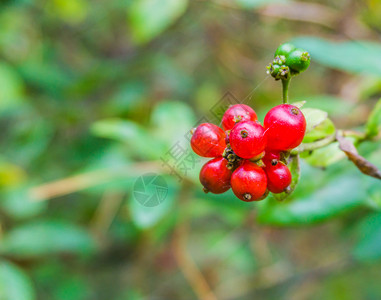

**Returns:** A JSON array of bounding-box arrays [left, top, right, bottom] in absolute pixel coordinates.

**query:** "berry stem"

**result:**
[[290, 134, 336, 155], [281, 78, 291, 104]]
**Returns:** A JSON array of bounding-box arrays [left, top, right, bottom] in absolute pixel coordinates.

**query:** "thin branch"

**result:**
[[29, 161, 164, 201], [173, 222, 218, 300], [90, 190, 125, 238], [336, 132, 381, 180], [341, 130, 367, 140], [291, 134, 336, 155]]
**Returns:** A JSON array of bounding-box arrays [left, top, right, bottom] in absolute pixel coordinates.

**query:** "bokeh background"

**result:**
[[0, 0, 381, 299]]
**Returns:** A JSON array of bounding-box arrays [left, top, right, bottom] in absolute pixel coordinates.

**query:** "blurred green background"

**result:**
[[0, 0, 381, 299]]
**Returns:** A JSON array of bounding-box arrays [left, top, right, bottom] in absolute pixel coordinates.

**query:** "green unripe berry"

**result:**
[[279, 65, 290, 79], [266, 63, 290, 80], [274, 43, 296, 58], [268, 63, 280, 77], [273, 55, 286, 65], [286, 48, 311, 72]]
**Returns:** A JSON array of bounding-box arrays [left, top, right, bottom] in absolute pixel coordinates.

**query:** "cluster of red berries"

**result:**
[[190, 103, 306, 202]]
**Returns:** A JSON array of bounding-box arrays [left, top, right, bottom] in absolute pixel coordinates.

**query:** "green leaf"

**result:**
[[301, 108, 328, 134], [273, 155, 300, 201], [258, 176, 366, 226], [104, 82, 146, 114], [46, 0, 88, 25], [1, 184, 47, 219], [302, 142, 346, 167], [0, 63, 24, 113], [150, 101, 196, 147], [0, 260, 35, 300], [129, 175, 178, 229], [54, 275, 90, 300], [17, 60, 73, 96], [92, 119, 146, 141], [292, 37, 381, 76], [91, 119, 166, 159], [303, 118, 335, 143], [128, 0, 188, 44], [0, 221, 96, 258], [7, 113, 54, 165], [0, 159, 25, 188], [290, 100, 306, 108], [296, 95, 354, 116], [366, 98, 381, 138], [353, 213, 381, 262]]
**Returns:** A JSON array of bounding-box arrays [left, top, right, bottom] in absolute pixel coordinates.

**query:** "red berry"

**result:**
[[191, 123, 226, 157], [264, 161, 292, 193], [231, 161, 267, 201], [222, 104, 258, 131], [199, 157, 232, 194], [264, 104, 306, 151], [229, 121, 266, 159], [262, 150, 281, 167]]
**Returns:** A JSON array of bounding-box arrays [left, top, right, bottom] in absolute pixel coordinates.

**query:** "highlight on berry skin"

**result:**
[[190, 123, 226, 158]]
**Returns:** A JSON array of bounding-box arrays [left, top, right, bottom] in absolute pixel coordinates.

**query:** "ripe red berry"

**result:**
[[191, 123, 226, 157], [222, 104, 258, 131], [264, 161, 292, 193], [264, 104, 306, 151], [229, 121, 266, 159], [199, 157, 232, 194], [262, 150, 281, 167], [231, 161, 267, 201]]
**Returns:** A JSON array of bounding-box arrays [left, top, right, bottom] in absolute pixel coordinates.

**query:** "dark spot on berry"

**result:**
[[291, 107, 299, 115], [271, 159, 278, 166], [203, 187, 209, 193], [240, 130, 248, 138], [243, 193, 252, 201]]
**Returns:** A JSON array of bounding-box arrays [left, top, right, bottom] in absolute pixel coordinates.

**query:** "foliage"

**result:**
[[0, 0, 380, 299]]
